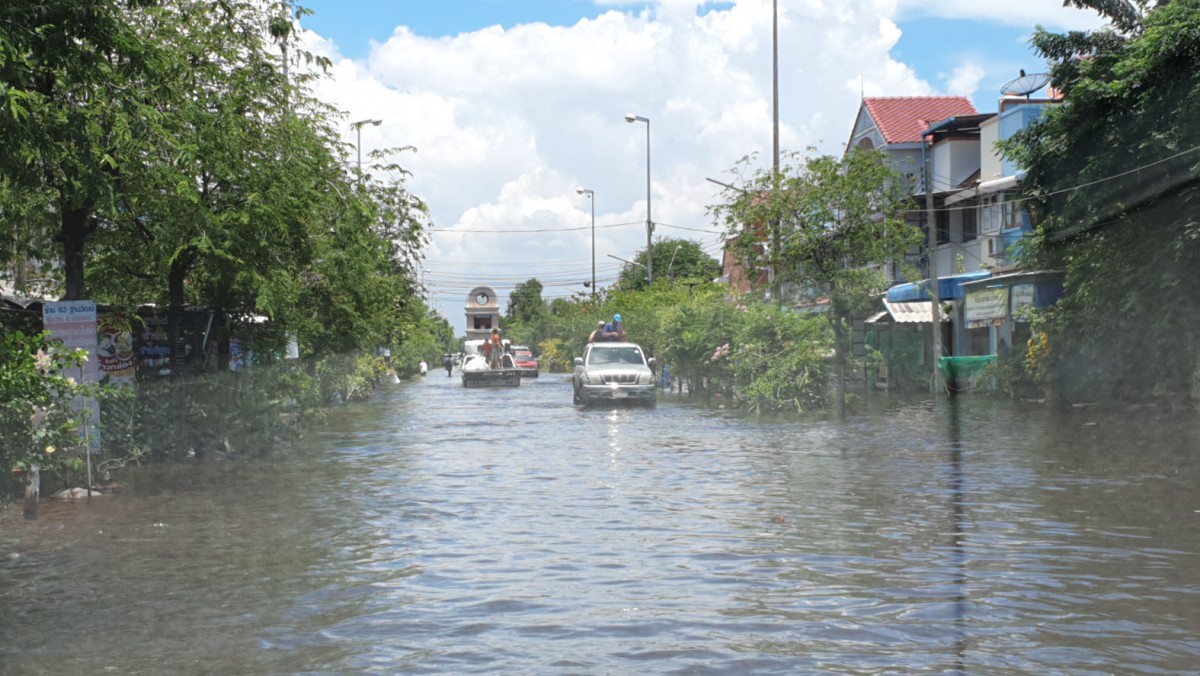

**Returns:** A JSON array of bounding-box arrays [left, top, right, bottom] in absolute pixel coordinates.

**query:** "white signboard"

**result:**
[[43, 300, 99, 384], [42, 300, 101, 448], [965, 287, 1008, 327], [1011, 283, 1036, 321]]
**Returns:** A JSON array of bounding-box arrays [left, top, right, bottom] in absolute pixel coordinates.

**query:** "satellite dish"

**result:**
[[1001, 71, 1051, 99]]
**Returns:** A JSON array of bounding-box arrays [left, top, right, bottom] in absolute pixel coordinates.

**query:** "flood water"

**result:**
[[3, 373, 1200, 674]]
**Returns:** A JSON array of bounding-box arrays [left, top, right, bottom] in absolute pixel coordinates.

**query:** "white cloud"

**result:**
[[943, 61, 986, 97], [298, 0, 1079, 332], [895, 0, 1110, 31]]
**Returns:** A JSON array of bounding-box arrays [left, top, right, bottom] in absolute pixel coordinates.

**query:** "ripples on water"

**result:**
[[2, 374, 1199, 674]]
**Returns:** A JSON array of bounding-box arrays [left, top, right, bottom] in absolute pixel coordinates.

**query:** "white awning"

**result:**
[[883, 300, 950, 324], [979, 174, 1020, 194], [943, 172, 1025, 206], [944, 188, 976, 206]]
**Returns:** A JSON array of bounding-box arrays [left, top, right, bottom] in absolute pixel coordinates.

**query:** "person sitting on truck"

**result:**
[[589, 321, 622, 343], [588, 321, 606, 343]]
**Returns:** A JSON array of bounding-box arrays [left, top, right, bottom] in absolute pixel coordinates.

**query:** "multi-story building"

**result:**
[[851, 89, 1064, 385]]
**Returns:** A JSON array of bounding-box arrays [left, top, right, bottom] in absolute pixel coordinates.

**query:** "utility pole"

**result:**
[[625, 114, 653, 284], [922, 130, 944, 395], [770, 0, 782, 303], [577, 188, 596, 298], [772, 0, 779, 171]]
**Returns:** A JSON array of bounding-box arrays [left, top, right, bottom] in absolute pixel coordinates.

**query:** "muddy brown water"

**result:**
[[3, 374, 1199, 673]]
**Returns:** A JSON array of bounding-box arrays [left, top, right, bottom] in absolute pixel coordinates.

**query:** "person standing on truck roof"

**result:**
[[487, 328, 503, 368]]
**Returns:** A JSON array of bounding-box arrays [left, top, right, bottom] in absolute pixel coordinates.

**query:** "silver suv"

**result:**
[[572, 342, 657, 407]]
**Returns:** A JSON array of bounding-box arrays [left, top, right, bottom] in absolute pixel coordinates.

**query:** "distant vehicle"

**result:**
[[510, 345, 538, 377], [572, 341, 656, 407], [460, 353, 521, 388]]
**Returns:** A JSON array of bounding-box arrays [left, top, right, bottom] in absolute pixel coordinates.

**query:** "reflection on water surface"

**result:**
[[3, 376, 1199, 673]]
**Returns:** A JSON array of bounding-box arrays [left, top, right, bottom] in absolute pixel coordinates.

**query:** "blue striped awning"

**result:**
[[886, 271, 992, 302]]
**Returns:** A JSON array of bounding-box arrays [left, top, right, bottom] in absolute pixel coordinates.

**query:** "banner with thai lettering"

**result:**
[[42, 300, 101, 449], [965, 287, 1008, 328], [42, 300, 99, 385], [1011, 284, 1036, 322], [97, 313, 137, 386]]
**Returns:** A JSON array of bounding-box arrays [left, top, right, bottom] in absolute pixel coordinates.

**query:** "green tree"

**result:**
[[1005, 0, 1200, 403], [506, 278, 546, 324], [712, 148, 923, 417], [0, 0, 177, 300], [730, 303, 831, 414], [655, 286, 738, 400]]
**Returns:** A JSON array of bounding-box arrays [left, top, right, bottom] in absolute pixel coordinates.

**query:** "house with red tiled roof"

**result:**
[[847, 96, 979, 193], [855, 87, 1065, 377]]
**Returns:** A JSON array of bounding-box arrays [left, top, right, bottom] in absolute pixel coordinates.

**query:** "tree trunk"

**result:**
[[168, 251, 195, 369], [60, 206, 92, 300], [829, 311, 848, 421], [23, 464, 40, 520]]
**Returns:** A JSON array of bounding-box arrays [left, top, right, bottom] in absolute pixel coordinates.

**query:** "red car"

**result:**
[[511, 345, 539, 377]]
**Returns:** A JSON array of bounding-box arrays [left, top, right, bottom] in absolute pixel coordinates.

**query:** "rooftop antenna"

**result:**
[[1000, 69, 1051, 100]]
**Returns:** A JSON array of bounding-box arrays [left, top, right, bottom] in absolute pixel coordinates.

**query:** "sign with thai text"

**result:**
[[42, 300, 101, 448], [965, 287, 1008, 327], [1011, 284, 1036, 321], [97, 313, 137, 386], [43, 300, 99, 385]]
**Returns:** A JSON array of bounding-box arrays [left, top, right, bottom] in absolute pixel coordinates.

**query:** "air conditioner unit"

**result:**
[[987, 238, 1006, 260]]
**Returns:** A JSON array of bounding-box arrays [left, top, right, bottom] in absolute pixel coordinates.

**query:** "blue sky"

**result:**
[[292, 1, 1105, 333], [300, 1, 1063, 96], [299, 0, 612, 46]]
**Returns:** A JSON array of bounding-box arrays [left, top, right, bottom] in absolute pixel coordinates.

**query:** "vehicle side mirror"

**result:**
[[573, 357, 583, 367]]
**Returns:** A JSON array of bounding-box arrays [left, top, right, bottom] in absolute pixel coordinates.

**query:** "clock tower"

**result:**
[[464, 286, 501, 342]]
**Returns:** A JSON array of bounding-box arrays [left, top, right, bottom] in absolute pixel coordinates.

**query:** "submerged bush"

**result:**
[[730, 304, 832, 414], [1, 331, 122, 501]]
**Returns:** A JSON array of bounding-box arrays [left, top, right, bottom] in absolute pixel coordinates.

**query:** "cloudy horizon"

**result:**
[[296, 1, 1106, 334]]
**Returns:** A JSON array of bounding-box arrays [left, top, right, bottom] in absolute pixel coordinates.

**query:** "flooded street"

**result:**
[[3, 374, 1200, 674]]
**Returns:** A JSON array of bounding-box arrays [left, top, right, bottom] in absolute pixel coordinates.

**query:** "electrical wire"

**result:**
[[427, 220, 644, 234]]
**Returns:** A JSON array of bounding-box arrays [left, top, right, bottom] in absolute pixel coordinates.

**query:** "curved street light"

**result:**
[[625, 113, 652, 284], [576, 188, 596, 298], [667, 244, 683, 279], [351, 118, 383, 173]]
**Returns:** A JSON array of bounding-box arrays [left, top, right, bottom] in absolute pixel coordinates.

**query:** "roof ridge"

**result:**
[[864, 95, 974, 101]]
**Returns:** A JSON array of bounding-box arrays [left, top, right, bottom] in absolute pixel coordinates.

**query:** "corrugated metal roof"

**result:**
[[865, 310, 889, 324], [883, 300, 950, 324]]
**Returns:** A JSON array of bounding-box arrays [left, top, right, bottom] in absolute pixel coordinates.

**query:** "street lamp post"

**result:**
[[624, 114, 652, 284], [576, 188, 596, 298], [352, 118, 382, 174], [607, 253, 649, 285], [667, 244, 683, 279]]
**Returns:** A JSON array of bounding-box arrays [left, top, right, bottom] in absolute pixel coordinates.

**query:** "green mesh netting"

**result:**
[[938, 355, 995, 388]]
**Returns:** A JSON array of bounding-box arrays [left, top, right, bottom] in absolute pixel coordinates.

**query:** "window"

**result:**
[[1001, 197, 1026, 230], [589, 346, 645, 366], [936, 208, 950, 245], [962, 206, 978, 242], [981, 195, 1002, 234]]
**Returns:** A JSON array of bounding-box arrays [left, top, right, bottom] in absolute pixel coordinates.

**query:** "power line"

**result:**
[[902, 143, 1200, 215], [427, 220, 644, 234]]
